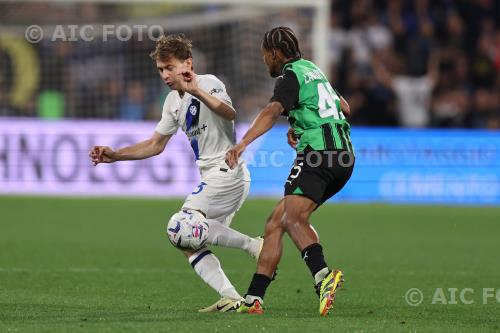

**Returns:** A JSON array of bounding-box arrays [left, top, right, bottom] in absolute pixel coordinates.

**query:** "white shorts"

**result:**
[[183, 167, 250, 226]]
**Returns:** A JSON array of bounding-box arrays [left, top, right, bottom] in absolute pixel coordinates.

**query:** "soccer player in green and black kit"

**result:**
[[225, 26, 354, 316]]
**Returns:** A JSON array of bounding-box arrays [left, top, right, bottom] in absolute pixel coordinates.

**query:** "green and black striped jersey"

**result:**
[[270, 58, 354, 154]]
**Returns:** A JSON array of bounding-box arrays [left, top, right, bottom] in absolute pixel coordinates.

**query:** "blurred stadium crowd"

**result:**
[[330, 0, 500, 129], [0, 0, 499, 129]]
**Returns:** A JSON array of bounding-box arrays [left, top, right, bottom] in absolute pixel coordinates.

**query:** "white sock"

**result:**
[[188, 248, 242, 300], [204, 219, 260, 256]]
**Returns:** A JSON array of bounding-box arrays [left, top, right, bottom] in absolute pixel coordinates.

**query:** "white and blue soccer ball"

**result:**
[[166, 211, 209, 250]]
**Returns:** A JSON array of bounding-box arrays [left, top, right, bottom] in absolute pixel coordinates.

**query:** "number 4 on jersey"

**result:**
[[317, 82, 345, 120]]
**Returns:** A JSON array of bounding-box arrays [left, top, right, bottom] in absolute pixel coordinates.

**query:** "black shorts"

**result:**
[[284, 149, 355, 205]]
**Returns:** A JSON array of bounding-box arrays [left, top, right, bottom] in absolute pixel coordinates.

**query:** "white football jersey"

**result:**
[[156, 74, 249, 181]]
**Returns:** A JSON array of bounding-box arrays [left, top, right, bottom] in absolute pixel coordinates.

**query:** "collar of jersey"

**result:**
[[282, 57, 301, 71]]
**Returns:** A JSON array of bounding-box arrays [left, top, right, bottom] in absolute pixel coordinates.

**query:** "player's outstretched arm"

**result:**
[[225, 101, 283, 168], [339, 94, 351, 118], [192, 87, 236, 120], [178, 70, 236, 120], [89, 132, 171, 166]]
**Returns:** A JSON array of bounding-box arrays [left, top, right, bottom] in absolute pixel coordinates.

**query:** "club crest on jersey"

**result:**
[[185, 98, 201, 131]]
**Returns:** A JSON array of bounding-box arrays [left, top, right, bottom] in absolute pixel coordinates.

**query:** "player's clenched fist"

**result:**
[[176, 68, 199, 96], [89, 146, 117, 166], [286, 127, 298, 149]]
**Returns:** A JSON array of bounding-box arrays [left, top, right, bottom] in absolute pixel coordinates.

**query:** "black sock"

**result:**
[[246, 273, 272, 300], [301, 243, 328, 278]]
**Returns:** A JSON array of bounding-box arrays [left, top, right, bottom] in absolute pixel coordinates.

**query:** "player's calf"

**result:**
[[166, 209, 260, 257]]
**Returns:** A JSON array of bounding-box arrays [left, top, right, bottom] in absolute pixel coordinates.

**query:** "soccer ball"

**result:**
[[166, 211, 209, 250]]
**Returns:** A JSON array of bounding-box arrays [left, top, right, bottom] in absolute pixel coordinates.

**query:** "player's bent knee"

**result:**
[[166, 210, 209, 251], [282, 215, 303, 232], [282, 207, 310, 230]]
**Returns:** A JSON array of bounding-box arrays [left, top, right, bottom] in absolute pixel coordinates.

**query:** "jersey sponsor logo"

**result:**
[[208, 88, 223, 95], [209, 87, 232, 105], [186, 124, 207, 139]]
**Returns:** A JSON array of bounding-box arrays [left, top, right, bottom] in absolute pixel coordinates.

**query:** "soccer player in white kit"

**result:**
[[89, 34, 262, 312]]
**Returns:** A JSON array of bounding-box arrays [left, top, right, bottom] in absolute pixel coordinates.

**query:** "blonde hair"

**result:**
[[149, 34, 192, 61]]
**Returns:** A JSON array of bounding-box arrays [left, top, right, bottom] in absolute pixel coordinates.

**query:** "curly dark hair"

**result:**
[[262, 26, 302, 59]]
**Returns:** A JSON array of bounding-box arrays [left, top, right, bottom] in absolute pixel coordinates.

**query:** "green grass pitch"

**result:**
[[1, 196, 499, 332]]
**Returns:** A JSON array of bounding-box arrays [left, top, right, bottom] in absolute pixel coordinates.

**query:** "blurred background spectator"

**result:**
[[330, 0, 499, 129], [0, 0, 498, 128]]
